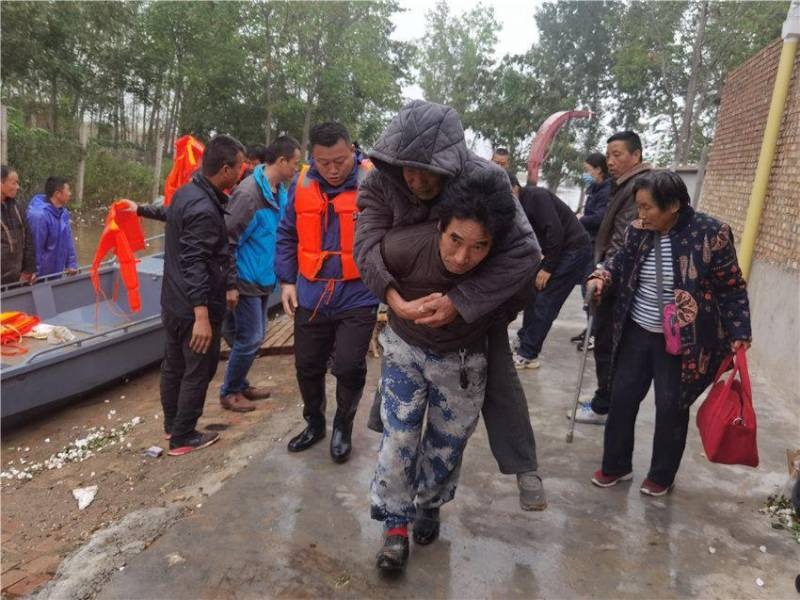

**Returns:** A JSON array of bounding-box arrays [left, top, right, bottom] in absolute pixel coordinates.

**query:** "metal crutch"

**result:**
[[566, 284, 598, 443]]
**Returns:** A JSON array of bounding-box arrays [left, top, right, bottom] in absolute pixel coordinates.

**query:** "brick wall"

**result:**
[[701, 38, 800, 270]]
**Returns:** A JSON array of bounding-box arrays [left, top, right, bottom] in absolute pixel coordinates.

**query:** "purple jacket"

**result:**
[[26, 194, 78, 276]]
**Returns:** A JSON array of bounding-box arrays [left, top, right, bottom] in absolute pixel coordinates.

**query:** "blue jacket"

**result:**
[[26, 194, 78, 276], [275, 154, 378, 315], [579, 178, 611, 242], [225, 166, 287, 296]]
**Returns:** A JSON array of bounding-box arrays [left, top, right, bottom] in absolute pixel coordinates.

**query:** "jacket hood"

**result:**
[[369, 100, 468, 179]]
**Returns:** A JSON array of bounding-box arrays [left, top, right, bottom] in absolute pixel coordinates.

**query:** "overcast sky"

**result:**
[[391, 0, 544, 99]]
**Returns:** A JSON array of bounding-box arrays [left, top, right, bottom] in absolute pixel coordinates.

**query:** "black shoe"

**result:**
[[168, 431, 220, 456], [376, 531, 409, 571], [287, 426, 326, 453], [570, 329, 587, 344], [330, 424, 352, 463], [576, 335, 595, 352], [412, 507, 440, 545]]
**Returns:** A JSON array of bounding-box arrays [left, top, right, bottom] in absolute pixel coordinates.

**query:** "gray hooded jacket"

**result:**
[[355, 100, 541, 323]]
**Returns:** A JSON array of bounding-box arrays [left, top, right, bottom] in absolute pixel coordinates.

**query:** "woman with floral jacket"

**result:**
[[587, 170, 752, 497]]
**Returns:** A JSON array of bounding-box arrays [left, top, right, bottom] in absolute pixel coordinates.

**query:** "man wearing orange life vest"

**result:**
[[275, 122, 378, 463]]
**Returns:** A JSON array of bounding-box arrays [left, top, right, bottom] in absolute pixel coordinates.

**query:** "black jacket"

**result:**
[[579, 178, 611, 242], [355, 100, 541, 323], [138, 173, 231, 323], [1, 198, 36, 284], [518, 186, 590, 273]]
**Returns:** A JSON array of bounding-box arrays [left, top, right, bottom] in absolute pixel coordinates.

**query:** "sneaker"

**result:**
[[376, 526, 410, 571], [591, 469, 633, 488], [570, 329, 587, 344], [576, 336, 595, 352], [168, 431, 220, 456], [513, 353, 540, 370], [412, 507, 440, 545], [517, 471, 547, 511], [566, 402, 607, 424], [640, 479, 673, 497]]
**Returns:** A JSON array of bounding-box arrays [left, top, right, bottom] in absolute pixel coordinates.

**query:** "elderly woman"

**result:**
[[588, 170, 751, 497]]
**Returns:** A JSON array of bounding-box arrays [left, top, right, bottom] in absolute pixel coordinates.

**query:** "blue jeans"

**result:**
[[518, 243, 592, 359], [220, 294, 270, 397]]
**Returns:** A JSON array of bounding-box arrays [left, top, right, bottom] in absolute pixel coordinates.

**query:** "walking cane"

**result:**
[[566, 283, 598, 443]]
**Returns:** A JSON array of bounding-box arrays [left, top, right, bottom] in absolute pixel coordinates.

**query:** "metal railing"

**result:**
[[0, 234, 165, 293]]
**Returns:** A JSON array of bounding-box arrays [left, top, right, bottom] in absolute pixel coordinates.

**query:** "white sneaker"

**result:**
[[566, 402, 607, 424], [513, 353, 540, 370]]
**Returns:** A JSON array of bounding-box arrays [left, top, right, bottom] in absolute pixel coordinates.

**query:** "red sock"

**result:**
[[386, 526, 408, 537]]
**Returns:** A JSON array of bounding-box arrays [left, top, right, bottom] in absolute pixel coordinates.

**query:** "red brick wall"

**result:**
[[701, 38, 800, 270]]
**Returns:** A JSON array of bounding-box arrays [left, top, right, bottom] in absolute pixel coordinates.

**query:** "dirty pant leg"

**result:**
[[591, 294, 615, 415], [293, 307, 336, 430], [481, 321, 538, 474], [161, 312, 221, 441], [601, 321, 655, 476], [330, 306, 377, 429], [647, 333, 686, 487], [370, 327, 429, 527], [518, 245, 592, 359], [415, 347, 487, 510], [220, 294, 269, 397]]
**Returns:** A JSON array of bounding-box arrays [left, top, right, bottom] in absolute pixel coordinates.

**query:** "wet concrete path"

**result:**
[[97, 292, 798, 598]]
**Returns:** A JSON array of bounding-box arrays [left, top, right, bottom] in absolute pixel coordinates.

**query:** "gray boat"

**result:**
[[1, 237, 284, 424], [1, 251, 167, 423]]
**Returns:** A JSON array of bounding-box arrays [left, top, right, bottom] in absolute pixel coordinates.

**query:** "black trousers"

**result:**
[[160, 311, 222, 443], [367, 319, 539, 474], [590, 294, 615, 415], [602, 320, 687, 487], [294, 305, 377, 430]]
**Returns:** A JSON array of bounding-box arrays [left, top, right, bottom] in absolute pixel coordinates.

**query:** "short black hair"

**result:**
[[607, 131, 642, 158], [632, 170, 690, 210], [246, 144, 268, 163], [202, 135, 245, 176], [584, 152, 609, 178], [45, 176, 69, 199], [264, 135, 301, 165], [438, 190, 516, 247], [309, 122, 350, 148], [1, 165, 15, 180], [493, 147, 509, 157]]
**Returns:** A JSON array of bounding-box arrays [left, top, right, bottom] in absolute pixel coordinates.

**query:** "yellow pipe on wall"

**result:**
[[739, 12, 799, 281]]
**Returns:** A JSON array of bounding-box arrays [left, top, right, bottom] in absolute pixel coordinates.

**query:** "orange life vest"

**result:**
[[91, 201, 146, 313], [295, 160, 372, 283], [1, 311, 40, 355], [164, 135, 205, 207]]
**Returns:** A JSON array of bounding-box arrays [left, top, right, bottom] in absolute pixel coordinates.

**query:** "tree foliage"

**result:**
[[1, 0, 410, 156]]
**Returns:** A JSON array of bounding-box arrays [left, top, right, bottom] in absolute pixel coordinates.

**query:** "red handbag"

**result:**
[[696, 349, 758, 467]]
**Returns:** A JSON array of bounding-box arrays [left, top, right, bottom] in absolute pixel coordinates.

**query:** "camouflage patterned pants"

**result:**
[[370, 326, 487, 528]]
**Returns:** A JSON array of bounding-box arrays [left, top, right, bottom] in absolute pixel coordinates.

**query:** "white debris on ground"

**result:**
[[0, 416, 144, 483], [755, 577, 765, 587], [72, 485, 99, 510]]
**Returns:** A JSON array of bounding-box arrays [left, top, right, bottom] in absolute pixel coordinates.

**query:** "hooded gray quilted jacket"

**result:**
[[355, 100, 541, 323]]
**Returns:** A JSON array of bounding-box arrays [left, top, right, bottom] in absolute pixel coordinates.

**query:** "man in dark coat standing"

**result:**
[[355, 100, 547, 511], [572, 131, 652, 425], [122, 135, 245, 456]]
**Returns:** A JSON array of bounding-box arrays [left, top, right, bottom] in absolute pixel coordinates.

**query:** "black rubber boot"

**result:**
[[412, 507, 440, 545]]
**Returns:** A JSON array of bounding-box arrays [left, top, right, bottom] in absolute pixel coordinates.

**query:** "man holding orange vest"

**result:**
[[275, 122, 378, 463]]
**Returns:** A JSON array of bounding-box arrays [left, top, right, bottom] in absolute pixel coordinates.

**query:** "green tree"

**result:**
[[417, 1, 500, 134]]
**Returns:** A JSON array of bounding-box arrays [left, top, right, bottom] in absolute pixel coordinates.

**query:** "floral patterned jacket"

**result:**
[[595, 206, 752, 408]]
